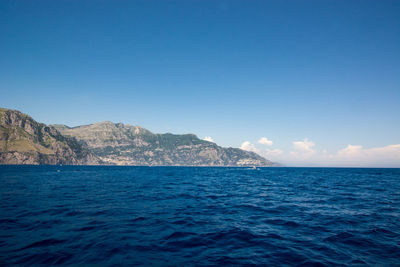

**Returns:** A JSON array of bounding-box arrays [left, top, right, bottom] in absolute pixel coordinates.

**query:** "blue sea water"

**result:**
[[0, 166, 399, 266]]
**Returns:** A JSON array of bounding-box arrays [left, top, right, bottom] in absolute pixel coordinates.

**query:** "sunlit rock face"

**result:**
[[53, 122, 276, 166], [0, 107, 276, 166], [0, 108, 100, 165]]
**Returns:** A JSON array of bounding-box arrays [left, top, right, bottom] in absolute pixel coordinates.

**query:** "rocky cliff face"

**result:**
[[0, 107, 276, 166], [0, 108, 100, 165], [53, 121, 275, 166]]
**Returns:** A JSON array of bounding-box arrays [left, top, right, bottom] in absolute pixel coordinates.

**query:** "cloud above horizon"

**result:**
[[258, 137, 273, 146], [203, 136, 214, 143], [328, 144, 400, 167], [240, 141, 260, 153], [290, 138, 316, 159], [241, 137, 400, 167], [287, 142, 400, 167]]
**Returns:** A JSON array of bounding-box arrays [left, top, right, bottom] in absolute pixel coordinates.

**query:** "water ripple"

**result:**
[[0, 166, 399, 265]]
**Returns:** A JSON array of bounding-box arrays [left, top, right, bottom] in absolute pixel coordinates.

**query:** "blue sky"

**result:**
[[1, 1, 399, 166]]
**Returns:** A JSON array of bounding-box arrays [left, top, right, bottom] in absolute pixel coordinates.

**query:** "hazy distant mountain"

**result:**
[[0, 108, 100, 165], [52, 122, 275, 166]]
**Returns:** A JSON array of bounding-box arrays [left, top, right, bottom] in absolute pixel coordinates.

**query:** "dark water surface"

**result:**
[[0, 166, 399, 266]]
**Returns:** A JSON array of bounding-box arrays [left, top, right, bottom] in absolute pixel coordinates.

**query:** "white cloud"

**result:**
[[337, 144, 363, 156], [240, 141, 260, 153], [203, 136, 214, 143], [258, 137, 273, 146], [278, 141, 400, 167], [238, 137, 400, 167], [292, 138, 315, 152], [290, 138, 316, 158], [329, 144, 400, 167]]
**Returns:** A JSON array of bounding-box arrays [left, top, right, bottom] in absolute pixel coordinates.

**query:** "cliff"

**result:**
[[53, 121, 275, 166], [0, 108, 100, 165], [0, 107, 276, 166]]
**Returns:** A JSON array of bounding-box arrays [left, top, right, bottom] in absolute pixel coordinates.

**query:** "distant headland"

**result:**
[[0, 108, 277, 167]]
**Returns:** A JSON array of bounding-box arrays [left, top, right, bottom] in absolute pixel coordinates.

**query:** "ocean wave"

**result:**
[[1, 166, 399, 265]]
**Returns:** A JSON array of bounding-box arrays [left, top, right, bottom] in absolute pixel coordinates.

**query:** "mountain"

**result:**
[[52, 122, 275, 166], [0, 108, 100, 165], [0, 107, 276, 166]]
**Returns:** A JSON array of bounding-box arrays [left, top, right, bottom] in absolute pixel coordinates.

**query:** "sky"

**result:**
[[1, 0, 399, 167]]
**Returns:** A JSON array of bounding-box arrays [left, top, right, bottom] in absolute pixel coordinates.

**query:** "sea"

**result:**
[[0, 166, 399, 266]]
